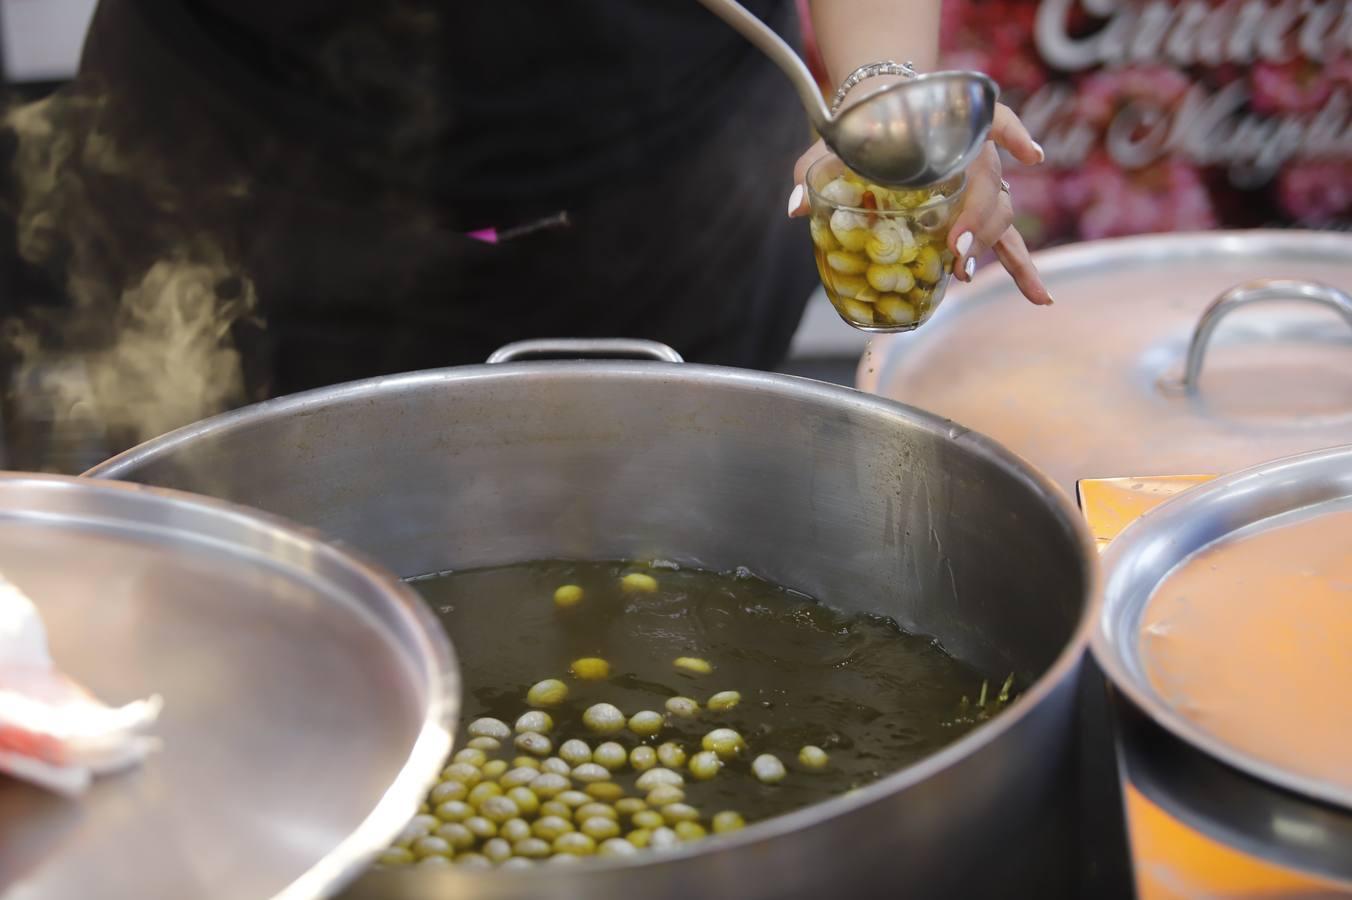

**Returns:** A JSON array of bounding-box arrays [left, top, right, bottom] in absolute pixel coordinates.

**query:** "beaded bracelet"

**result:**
[[829, 60, 917, 114]]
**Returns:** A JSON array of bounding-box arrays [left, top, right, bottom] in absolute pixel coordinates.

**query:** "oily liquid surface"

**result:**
[[413, 560, 998, 823], [1141, 506, 1352, 792]]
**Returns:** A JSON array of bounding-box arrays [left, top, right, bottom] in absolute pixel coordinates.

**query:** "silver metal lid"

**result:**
[[857, 231, 1352, 494], [1095, 444, 1352, 882], [0, 474, 458, 900]]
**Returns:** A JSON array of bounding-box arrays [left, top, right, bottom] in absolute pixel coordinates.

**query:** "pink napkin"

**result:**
[[0, 573, 161, 796]]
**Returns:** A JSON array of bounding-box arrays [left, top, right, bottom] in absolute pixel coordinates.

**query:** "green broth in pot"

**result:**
[[383, 561, 1014, 868]]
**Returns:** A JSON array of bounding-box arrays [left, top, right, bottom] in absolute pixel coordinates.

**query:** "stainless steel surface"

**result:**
[[696, 0, 997, 186], [1176, 279, 1352, 390], [0, 474, 458, 900], [858, 230, 1352, 494], [1095, 444, 1352, 884], [486, 338, 684, 364], [1113, 699, 1352, 887], [87, 359, 1097, 899], [816, 70, 998, 187]]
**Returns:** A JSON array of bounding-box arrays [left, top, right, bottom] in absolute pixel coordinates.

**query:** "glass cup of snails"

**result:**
[[805, 156, 964, 332]]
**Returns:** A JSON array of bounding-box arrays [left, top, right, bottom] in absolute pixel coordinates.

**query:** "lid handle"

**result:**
[[1179, 279, 1352, 392], [486, 339, 685, 365]]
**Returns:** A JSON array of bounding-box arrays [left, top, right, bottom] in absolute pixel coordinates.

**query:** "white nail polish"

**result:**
[[787, 184, 804, 216], [964, 257, 976, 279], [1032, 141, 1046, 163], [955, 231, 973, 257]]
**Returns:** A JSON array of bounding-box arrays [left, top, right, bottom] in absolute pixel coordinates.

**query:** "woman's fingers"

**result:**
[[946, 143, 1012, 282], [792, 137, 829, 186], [991, 103, 1044, 166], [992, 225, 1054, 305], [787, 138, 830, 217], [949, 105, 1048, 298]]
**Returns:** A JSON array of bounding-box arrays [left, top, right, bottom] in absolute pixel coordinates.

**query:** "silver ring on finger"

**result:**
[[999, 178, 1012, 196]]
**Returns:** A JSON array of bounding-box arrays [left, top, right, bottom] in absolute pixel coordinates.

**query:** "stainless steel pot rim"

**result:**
[[919, 228, 1351, 307], [858, 228, 1352, 388], [1092, 443, 1352, 813], [855, 228, 1352, 505], [36, 472, 462, 899], [88, 360, 1098, 873]]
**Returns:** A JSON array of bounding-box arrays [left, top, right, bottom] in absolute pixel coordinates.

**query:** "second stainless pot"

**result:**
[[1095, 443, 1352, 886], [857, 230, 1352, 494], [86, 340, 1097, 899]]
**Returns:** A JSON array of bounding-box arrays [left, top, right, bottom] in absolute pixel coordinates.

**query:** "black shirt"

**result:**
[[54, 0, 816, 396], [134, 0, 797, 218]]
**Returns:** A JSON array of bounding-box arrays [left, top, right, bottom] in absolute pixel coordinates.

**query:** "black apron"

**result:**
[[64, 0, 818, 398]]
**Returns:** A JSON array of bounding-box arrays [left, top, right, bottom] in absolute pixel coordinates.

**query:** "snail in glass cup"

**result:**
[[806, 161, 964, 331]]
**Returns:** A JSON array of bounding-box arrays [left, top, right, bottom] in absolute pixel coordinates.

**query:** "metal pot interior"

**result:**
[[90, 363, 1089, 676], [87, 362, 1096, 898]]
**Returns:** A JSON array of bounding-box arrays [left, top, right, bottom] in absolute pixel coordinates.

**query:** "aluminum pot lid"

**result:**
[[0, 473, 458, 900], [857, 230, 1352, 494], [1096, 443, 1352, 816]]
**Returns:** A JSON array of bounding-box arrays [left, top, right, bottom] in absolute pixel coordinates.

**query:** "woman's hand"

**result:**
[[787, 103, 1053, 306]]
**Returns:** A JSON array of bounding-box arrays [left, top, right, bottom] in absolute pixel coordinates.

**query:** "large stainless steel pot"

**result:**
[[87, 339, 1099, 899], [1095, 443, 1352, 888], [857, 230, 1352, 494]]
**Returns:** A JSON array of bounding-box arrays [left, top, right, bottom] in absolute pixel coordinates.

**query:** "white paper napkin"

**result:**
[[0, 571, 161, 796]]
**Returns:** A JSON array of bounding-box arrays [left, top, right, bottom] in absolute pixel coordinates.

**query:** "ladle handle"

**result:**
[[1180, 279, 1352, 391], [695, 0, 832, 130], [486, 339, 685, 364]]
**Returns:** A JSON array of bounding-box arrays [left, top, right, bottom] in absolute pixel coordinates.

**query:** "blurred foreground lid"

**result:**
[[0, 473, 457, 900]]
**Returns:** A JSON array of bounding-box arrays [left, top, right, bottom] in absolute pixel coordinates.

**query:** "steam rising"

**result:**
[[0, 3, 460, 472], [2, 89, 258, 471]]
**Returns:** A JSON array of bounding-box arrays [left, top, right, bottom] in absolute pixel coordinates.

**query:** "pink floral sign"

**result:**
[[802, 0, 1352, 248]]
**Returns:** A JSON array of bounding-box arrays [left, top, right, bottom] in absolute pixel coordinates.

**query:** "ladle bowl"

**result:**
[[829, 71, 998, 186], [696, 0, 998, 187]]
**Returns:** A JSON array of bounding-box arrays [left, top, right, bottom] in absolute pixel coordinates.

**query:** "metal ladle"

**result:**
[[696, 0, 998, 187]]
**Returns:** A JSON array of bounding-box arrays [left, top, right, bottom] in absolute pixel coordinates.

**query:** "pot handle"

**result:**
[[1178, 279, 1352, 392], [486, 338, 685, 365]]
